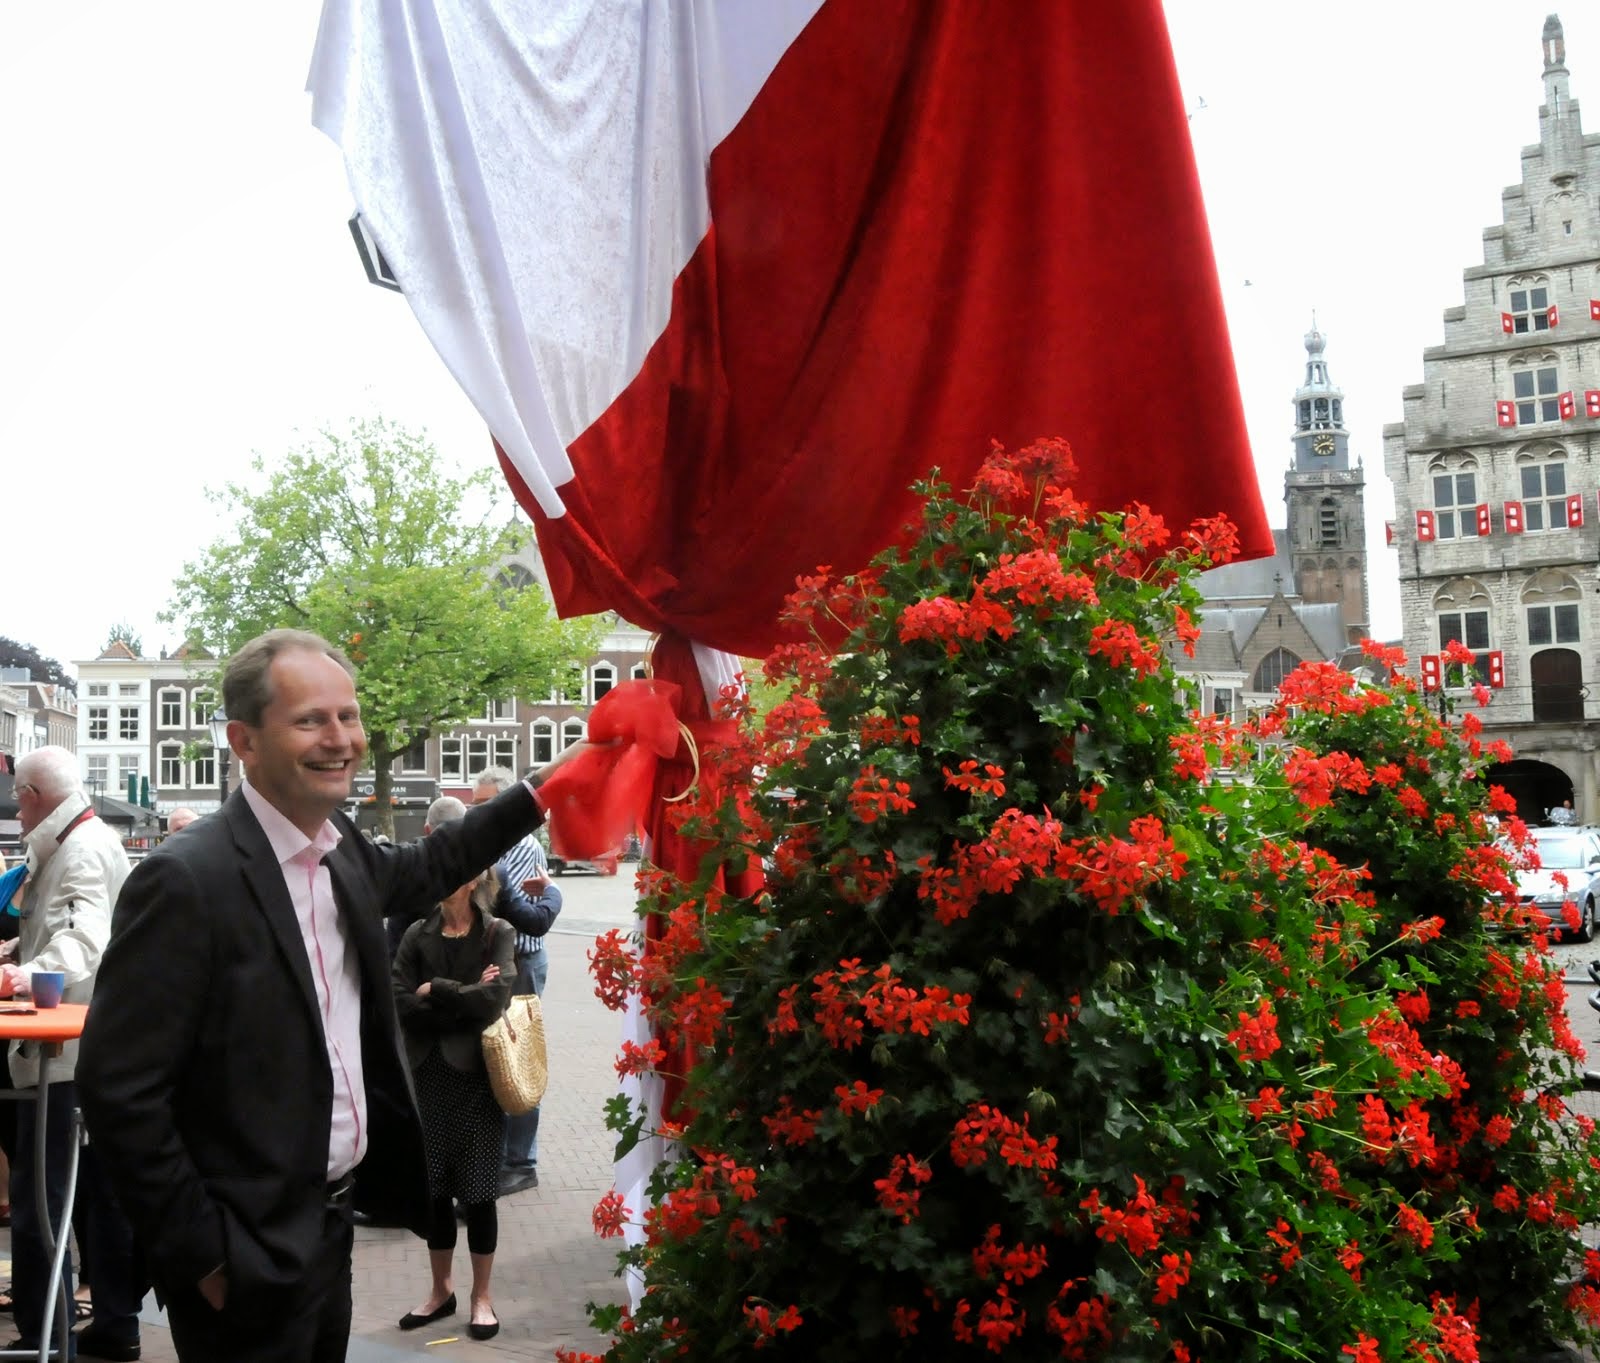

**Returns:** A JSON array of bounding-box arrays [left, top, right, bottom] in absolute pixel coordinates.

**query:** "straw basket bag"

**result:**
[[482, 994, 548, 1116]]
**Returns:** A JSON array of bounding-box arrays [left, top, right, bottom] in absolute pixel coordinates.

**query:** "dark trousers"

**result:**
[[76, 1141, 145, 1339], [502, 950, 545, 1166], [164, 1209, 354, 1363], [11, 1079, 77, 1347]]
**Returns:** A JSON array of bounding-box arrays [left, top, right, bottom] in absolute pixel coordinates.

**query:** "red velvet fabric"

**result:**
[[500, 0, 1271, 658]]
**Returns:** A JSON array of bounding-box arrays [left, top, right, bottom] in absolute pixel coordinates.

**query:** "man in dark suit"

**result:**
[[78, 629, 575, 1363]]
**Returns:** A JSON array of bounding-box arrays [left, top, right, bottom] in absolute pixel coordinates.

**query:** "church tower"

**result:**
[[1285, 326, 1369, 640]]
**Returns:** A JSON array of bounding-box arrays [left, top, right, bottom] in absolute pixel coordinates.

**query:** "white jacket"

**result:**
[[11, 793, 129, 1086]]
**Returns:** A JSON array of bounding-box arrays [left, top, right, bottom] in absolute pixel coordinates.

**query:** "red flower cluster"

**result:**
[[1226, 998, 1282, 1064]]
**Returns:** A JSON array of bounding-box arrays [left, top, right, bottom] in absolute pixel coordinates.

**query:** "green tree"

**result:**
[[0, 637, 75, 692], [165, 418, 602, 834], [105, 622, 143, 656]]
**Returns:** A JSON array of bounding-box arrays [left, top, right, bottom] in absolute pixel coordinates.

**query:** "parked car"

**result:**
[[1515, 825, 1600, 941]]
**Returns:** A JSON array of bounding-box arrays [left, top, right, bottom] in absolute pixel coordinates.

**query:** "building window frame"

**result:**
[[87, 707, 109, 741], [191, 690, 216, 729], [590, 662, 617, 704], [118, 707, 140, 741], [158, 743, 185, 788], [1513, 363, 1561, 425], [560, 718, 586, 751], [1518, 456, 1569, 532], [1251, 648, 1302, 694], [531, 719, 556, 766], [1507, 281, 1553, 334], [193, 748, 216, 789], [1429, 467, 1480, 540], [158, 688, 185, 729]]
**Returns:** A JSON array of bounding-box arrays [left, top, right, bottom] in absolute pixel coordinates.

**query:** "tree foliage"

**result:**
[[105, 622, 143, 656], [0, 637, 75, 692], [165, 418, 601, 830]]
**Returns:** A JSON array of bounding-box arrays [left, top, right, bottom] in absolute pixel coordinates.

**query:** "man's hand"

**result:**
[[198, 1266, 227, 1311], [522, 874, 552, 898], [479, 964, 501, 985], [0, 963, 25, 998], [415, 981, 432, 999]]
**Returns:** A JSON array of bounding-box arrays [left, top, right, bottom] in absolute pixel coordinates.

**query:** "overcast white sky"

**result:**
[[1, 2, 1589, 670]]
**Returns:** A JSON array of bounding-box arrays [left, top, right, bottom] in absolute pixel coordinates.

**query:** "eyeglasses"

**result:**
[[12, 784, 36, 801]]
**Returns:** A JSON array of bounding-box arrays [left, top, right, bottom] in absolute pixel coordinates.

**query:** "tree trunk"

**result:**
[[370, 737, 398, 841]]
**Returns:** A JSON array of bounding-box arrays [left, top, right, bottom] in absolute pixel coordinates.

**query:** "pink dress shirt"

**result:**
[[240, 781, 367, 1181]]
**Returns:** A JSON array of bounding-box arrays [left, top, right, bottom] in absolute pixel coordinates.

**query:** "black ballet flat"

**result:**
[[398, 1293, 456, 1330], [468, 1315, 500, 1341]]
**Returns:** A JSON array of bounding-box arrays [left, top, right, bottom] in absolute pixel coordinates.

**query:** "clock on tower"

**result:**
[[1312, 433, 1336, 456]]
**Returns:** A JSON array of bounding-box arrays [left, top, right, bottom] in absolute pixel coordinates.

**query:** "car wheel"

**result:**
[[1579, 897, 1596, 944]]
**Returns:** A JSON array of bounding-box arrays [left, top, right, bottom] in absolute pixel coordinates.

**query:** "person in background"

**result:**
[[392, 812, 513, 1341], [472, 767, 557, 1192], [6, 746, 139, 1360], [164, 808, 200, 835]]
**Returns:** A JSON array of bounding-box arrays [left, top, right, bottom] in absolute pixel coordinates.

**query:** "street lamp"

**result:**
[[207, 707, 231, 810]]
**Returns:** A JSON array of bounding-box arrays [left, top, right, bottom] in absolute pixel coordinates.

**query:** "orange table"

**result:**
[[0, 1003, 86, 1363]]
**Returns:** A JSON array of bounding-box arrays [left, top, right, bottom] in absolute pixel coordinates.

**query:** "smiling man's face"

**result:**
[[231, 647, 366, 837]]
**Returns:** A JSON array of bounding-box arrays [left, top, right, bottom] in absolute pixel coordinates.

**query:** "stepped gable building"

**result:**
[[1384, 14, 1600, 820], [1176, 327, 1370, 717]]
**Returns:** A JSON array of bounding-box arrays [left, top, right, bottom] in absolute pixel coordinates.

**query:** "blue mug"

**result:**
[[29, 972, 64, 1009]]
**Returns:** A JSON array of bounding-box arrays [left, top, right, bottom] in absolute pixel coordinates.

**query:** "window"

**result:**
[[1430, 470, 1479, 539], [87, 707, 108, 740], [158, 689, 184, 728], [486, 698, 515, 721], [467, 735, 491, 776], [441, 737, 463, 780], [86, 683, 108, 698], [119, 707, 140, 741], [118, 754, 140, 790], [398, 735, 428, 771], [493, 736, 516, 769], [158, 744, 185, 788], [1513, 365, 1561, 425], [194, 748, 216, 788], [1438, 610, 1493, 684], [1252, 648, 1302, 693], [1508, 284, 1552, 334], [85, 754, 109, 788], [561, 718, 586, 751], [1520, 459, 1569, 531], [118, 683, 139, 697], [1210, 686, 1236, 718], [630, 664, 648, 682], [549, 669, 583, 704], [191, 690, 215, 728], [1318, 499, 1339, 546], [1528, 603, 1581, 645], [591, 662, 617, 703], [531, 719, 556, 766]]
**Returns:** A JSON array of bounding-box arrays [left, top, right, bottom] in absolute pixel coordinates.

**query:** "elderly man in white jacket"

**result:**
[[8, 745, 131, 1357]]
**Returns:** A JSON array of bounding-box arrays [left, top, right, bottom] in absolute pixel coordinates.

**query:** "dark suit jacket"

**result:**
[[76, 781, 543, 1318]]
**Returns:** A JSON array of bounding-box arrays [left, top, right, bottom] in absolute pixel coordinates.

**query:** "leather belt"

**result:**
[[325, 1172, 355, 1209]]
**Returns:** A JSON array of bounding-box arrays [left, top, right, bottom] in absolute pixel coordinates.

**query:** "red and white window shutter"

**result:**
[[1421, 655, 1442, 691], [1416, 509, 1437, 541], [1587, 390, 1600, 418], [1568, 492, 1586, 528], [1384, 520, 1395, 546], [1592, 298, 1600, 322], [1496, 399, 1517, 427], [1475, 502, 1492, 535], [1504, 500, 1525, 533], [1487, 651, 1506, 688], [1549, 303, 1561, 327], [1560, 390, 1577, 420], [1501, 312, 1515, 334]]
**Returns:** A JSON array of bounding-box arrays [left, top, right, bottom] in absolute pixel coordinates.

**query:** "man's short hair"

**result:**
[[14, 747, 81, 803], [424, 796, 467, 831], [166, 807, 200, 833], [473, 766, 516, 795], [223, 629, 356, 727]]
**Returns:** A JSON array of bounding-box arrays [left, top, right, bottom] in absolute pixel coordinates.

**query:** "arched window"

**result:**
[[1516, 448, 1570, 531], [158, 743, 185, 789], [530, 719, 556, 766], [1522, 569, 1582, 645], [1510, 352, 1561, 425], [631, 663, 648, 681], [1506, 274, 1553, 334], [590, 662, 617, 703], [1426, 453, 1481, 540], [1252, 648, 1302, 694], [1531, 649, 1585, 722], [560, 718, 587, 751], [1433, 578, 1494, 684]]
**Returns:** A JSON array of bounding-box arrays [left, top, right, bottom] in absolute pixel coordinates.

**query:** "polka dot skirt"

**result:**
[[414, 1049, 506, 1205]]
